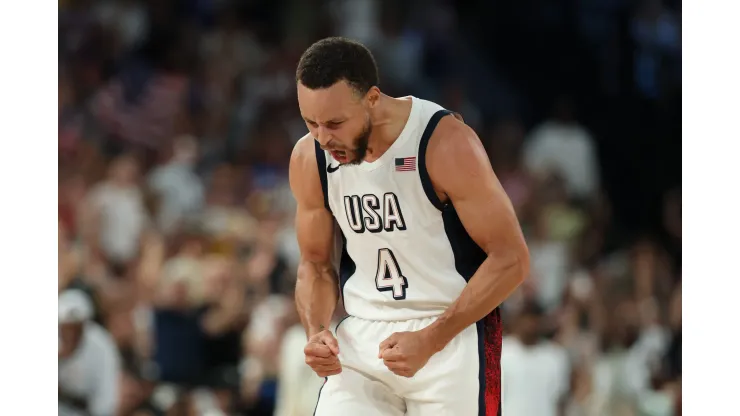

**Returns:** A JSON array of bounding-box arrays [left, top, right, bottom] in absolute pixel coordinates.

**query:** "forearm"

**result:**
[[425, 255, 526, 351], [295, 261, 339, 337]]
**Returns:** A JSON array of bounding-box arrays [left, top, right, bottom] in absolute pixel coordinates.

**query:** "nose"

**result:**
[[315, 126, 332, 148]]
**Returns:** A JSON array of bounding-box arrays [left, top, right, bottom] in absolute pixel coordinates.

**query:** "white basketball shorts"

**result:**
[[313, 310, 502, 416]]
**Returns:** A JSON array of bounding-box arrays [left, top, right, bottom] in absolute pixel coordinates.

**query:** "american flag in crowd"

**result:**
[[395, 157, 416, 172]]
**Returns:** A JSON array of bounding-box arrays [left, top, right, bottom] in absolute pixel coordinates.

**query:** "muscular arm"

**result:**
[[423, 117, 529, 351], [289, 136, 340, 338]]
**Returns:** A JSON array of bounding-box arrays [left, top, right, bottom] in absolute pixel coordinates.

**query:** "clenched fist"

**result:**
[[304, 328, 342, 377], [378, 330, 437, 378]]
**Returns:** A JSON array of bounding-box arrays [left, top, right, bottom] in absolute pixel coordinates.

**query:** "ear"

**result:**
[[366, 86, 381, 108]]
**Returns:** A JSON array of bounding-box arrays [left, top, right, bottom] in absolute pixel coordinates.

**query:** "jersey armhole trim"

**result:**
[[314, 140, 331, 212], [418, 109, 453, 212]]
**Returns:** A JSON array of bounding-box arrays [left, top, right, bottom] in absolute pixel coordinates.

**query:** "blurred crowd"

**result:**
[[58, 0, 681, 415]]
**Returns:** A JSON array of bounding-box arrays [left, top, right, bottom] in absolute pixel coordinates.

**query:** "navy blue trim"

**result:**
[[476, 320, 487, 416], [312, 378, 328, 416], [442, 206, 488, 283], [418, 107, 498, 414], [418, 109, 454, 211], [314, 140, 331, 212], [334, 315, 351, 333], [476, 309, 503, 416], [338, 232, 356, 303], [444, 203, 493, 414]]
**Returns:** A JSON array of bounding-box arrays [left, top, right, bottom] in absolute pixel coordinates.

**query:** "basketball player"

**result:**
[[289, 37, 529, 416]]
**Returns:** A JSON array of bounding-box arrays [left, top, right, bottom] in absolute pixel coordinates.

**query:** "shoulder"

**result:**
[[290, 133, 320, 175], [424, 114, 492, 188], [289, 134, 325, 204], [429, 113, 482, 149], [291, 133, 316, 161]]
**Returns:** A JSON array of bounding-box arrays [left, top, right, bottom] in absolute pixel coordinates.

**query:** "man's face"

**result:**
[[297, 80, 375, 165]]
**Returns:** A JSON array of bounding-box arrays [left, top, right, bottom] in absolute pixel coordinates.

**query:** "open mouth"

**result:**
[[329, 150, 347, 163]]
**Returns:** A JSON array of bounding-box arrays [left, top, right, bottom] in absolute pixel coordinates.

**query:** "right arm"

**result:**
[[289, 135, 340, 339]]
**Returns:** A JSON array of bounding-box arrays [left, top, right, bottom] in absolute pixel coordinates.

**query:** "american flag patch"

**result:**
[[395, 157, 416, 172]]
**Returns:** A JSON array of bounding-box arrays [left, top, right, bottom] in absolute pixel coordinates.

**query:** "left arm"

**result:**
[[422, 117, 529, 352]]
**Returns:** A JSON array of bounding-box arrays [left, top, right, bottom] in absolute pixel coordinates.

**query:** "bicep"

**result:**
[[289, 137, 336, 264], [449, 171, 525, 256], [430, 122, 527, 258], [295, 203, 335, 263]]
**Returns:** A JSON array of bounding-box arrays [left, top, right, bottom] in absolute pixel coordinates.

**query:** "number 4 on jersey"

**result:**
[[375, 248, 409, 300]]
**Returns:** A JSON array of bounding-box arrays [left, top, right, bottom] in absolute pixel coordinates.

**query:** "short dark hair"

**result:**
[[296, 37, 379, 95]]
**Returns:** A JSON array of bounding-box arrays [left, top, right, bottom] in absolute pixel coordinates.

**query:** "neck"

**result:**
[[364, 94, 412, 162]]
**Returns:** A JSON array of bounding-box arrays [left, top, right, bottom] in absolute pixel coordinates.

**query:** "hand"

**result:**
[[378, 330, 437, 378], [304, 328, 342, 377]]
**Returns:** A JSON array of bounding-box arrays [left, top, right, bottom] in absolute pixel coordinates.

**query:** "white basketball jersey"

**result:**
[[315, 97, 488, 321]]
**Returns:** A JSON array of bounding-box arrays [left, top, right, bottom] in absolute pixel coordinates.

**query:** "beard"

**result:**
[[346, 118, 372, 165]]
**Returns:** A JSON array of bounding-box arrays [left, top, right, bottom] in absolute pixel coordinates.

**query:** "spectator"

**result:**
[[59, 289, 121, 416], [525, 174, 586, 312], [147, 230, 210, 393], [523, 96, 601, 201], [241, 295, 293, 414], [486, 118, 535, 219], [273, 322, 325, 416], [329, 0, 381, 47], [92, 0, 149, 54], [200, 163, 258, 251], [148, 135, 205, 235], [199, 255, 248, 413], [81, 153, 150, 278], [502, 303, 571, 416]]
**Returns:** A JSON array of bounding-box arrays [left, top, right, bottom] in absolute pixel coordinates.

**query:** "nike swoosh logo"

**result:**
[[327, 164, 340, 173]]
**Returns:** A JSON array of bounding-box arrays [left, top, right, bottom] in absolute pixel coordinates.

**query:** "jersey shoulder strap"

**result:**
[[314, 140, 331, 212], [418, 109, 454, 211]]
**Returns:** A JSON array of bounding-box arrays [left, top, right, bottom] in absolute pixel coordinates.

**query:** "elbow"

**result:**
[[517, 243, 529, 286], [515, 246, 530, 287], [496, 244, 529, 289]]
